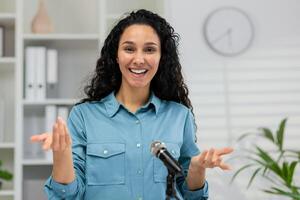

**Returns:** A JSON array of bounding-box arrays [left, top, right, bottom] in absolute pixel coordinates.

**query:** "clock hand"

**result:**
[[211, 28, 231, 44]]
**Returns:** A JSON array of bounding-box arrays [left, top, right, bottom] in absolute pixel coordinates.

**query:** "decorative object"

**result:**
[[0, 160, 13, 190], [203, 7, 254, 56], [31, 0, 54, 33], [231, 119, 300, 199]]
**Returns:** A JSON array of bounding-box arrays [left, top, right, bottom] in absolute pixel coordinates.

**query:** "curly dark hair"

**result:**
[[80, 9, 193, 113]]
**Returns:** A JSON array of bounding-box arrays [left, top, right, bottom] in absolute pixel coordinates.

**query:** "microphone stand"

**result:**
[[165, 169, 180, 200]]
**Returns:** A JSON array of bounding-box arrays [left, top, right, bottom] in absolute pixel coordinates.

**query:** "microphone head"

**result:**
[[150, 141, 166, 156]]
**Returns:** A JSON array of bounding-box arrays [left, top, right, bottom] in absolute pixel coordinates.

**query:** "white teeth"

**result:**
[[129, 69, 147, 74]]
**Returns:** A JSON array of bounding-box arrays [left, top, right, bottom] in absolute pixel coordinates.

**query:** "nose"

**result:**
[[133, 51, 145, 65]]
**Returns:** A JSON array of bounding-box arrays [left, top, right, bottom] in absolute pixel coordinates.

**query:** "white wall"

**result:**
[[165, 1, 300, 199]]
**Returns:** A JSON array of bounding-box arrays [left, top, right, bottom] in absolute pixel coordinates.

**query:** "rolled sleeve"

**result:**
[[44, 177, 78, 199], [182, 180, 209, 200]]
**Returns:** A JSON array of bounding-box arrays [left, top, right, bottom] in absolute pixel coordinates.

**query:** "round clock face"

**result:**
[[203, 7, 254, 56]]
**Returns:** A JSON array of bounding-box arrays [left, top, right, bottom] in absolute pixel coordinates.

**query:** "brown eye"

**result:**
[[145, 47, 156, 53], [124, 46, 135, 53]]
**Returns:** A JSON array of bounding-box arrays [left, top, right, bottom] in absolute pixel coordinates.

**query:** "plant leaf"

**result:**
[[288, 161, 298, 186], [230, 164, 256, 184], [276, 118, 287, 151], [237, 132, 255, 142], [247, 167, 261, 188], [264, 187, 300, 200], [0, 170, 13, 181], [259, 128, 275, 144], [255, 146, 282, 178]]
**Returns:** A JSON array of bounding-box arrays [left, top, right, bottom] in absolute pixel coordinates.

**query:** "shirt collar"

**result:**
[[102, 91, 161, 118]]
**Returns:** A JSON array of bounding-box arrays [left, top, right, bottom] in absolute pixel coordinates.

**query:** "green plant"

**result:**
[[0, 160, 13, 182], [231, 118, 300, 200]]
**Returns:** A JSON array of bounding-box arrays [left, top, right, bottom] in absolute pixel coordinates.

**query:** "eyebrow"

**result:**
[[121, 41, 159, 46]]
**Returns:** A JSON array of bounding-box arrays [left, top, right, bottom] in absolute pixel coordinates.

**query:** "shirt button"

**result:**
[[62, 189, 66, 193], [136, 143, 141, 148], [137, 197, 143, 200], [137, 169, 143, 174], [171, 150, 176, 155], [135, 120, 140, 124], [103, 150, 108, 154]]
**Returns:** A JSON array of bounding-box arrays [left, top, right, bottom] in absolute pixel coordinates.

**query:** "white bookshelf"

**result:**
[[0, 189, 15, 196], [23, 33, 99, 41], [0, 0, 16, 199], [23, 98, 78, 106], [22, 159, 52, 166], [1, 0, 167, 199], [0, 57, 15, 64], [0, 143, 15, 149]]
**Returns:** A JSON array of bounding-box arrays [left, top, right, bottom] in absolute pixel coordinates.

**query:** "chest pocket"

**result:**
[[86, 143, 125, 185], [153, 142, 181, 183]]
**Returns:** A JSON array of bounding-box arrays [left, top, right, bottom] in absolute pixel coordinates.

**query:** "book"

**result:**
[[57, 106, 69, 121], [46, 49, 58, 84], [44, 105, 57, 160], [0, 26, 3, 57], [25, 47, 37, 100], [35, 47, 46, 100], [0, 98, 4, 142]]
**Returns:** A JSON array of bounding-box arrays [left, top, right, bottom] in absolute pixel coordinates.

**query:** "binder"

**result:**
[[35, 47, 47, 100], [0, 26, 3, 57], [45, 105, 57, 160], [47, 49, 58, 84], [57, 106, 69, 121], [0, 98, 4, 142], [25, 47, 36, 100]]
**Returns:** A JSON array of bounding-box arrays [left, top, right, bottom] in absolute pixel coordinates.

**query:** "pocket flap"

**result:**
[[87, 143, 125, 158]]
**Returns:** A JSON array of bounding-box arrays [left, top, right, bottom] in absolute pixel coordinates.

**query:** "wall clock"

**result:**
[[203, 7, 254, 56]]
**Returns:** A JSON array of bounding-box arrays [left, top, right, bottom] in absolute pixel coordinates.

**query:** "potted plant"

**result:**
[[0, 160, 13, 189], [231, 118, 300, 200]]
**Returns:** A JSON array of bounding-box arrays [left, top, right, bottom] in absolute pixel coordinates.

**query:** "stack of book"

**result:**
[[25, 46, 58, 100]]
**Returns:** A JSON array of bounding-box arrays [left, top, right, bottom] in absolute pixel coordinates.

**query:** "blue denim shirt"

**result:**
[[44, 92, 209, 200]]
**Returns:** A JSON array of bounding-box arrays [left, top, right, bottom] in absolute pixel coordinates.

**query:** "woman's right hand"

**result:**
[[30, 116, 75, 184], [30, 116, 72, 153]]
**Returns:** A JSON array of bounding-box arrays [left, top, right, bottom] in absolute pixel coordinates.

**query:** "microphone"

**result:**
[[150, 141, 183, 175]]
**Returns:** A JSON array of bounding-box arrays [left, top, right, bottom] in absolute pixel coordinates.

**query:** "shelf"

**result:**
[[0, 57, 15, 64], [0, 142, 15, 149], [23, 98, 79, 106], [23, 33, 99, 41], [22, 159, 52, 166], [0, 13, 15, 27], [0, 190, 14, 196]]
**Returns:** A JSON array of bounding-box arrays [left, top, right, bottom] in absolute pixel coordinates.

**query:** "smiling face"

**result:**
[[117, 24, 161, 91]]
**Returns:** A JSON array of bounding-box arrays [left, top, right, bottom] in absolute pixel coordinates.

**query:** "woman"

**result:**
[[31, 9, 233, 200]]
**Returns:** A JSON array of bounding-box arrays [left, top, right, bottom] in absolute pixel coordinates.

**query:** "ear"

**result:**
[[116, 57, 119, 63]]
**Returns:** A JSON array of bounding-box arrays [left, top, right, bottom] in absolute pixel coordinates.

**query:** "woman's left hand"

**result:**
[[190, 147, 234, 171]]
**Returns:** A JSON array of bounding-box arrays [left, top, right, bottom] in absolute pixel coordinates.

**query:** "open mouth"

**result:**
[[129, 68, 148, 75]]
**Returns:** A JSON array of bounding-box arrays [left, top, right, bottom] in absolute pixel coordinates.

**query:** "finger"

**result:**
[[30, 133, 49, 142], [219, 162, 232, 170], [198, 150, 208, 164], [214, 157, 222, 166], [58, 117, 66, 150], [217, 147, 234, 156], [63, 121, 72, 146], [206, 148, 215, 165], [52, 123, 60, 151], [42, 134, 52, 150]]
